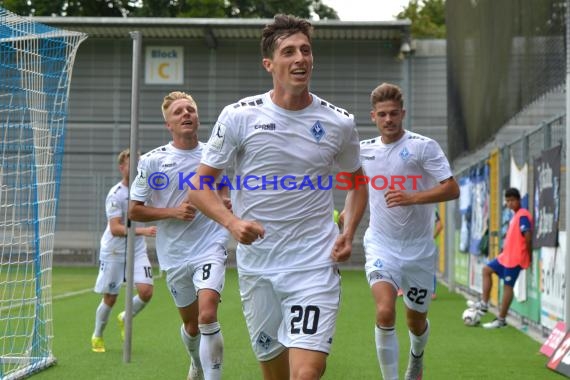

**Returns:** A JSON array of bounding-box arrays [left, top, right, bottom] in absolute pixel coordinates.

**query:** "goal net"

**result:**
[[0, 7, 86, 379]]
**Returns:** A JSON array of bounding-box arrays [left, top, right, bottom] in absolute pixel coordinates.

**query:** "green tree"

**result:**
[[397, 0, 446, 38], [225, 0, 337, 19], [65, 0, 132, 17], [130, 0, 226, 18], [1, 0, 32, 15], [0, 0, 132, 16], [1, 0, 338, 19]]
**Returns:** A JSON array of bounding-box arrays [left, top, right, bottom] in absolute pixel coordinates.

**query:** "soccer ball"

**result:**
[[462, 308, 481, 326]]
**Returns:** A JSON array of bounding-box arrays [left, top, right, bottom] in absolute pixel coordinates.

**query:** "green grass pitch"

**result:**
[[27, 267, 560, 379]]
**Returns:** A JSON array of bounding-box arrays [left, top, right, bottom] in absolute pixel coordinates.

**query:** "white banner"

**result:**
[[541, 232, 566, 329], [469, 254, 486, 293]]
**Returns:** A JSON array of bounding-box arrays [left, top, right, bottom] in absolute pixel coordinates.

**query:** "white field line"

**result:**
[[0, 271, 164, 311]]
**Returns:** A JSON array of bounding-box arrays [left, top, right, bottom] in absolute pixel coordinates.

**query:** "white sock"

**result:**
[[375, 325, 399, 380], [181, 325, 202, 370], [409, 319, 430, 357], [130, 295, 147, 317], [199, 322, 223, 380], [93, 301, 112, 337]]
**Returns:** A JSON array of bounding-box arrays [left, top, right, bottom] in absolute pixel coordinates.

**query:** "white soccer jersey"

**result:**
[[130, 142, 229, 271], [360, 130, 453, 255], [201, 91, 361, 275], [99, 182, 147, 263]]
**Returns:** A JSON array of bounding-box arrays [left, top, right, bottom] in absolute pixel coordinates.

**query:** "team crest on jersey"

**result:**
[[310, 120, 326, 142], [208, 122, 226, 151], [399, 147, 412, 161], [257, 331, 272, 350], [374, 259, 383, 269]]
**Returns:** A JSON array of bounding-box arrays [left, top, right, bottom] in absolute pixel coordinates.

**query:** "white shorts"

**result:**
[[239, 265, 341, 361], [94, 256, 153, 295], [364, 231, 435, 313], [165, 245, 227, 308]]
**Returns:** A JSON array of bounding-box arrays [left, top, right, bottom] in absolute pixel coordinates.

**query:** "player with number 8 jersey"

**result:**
[[130, 91, 230, 380]]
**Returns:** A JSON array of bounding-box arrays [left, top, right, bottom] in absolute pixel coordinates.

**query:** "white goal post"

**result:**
[[0, 7, 86, 379]]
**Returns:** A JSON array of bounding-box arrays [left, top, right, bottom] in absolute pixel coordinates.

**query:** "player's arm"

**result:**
[[108, 217, 157, 237], [216, 179, 232, 211], [385, 176, 460, 208], [332, 167, 368, 262], [129, 200, 195, 223], [521, 216, 533, 258], [523, 230, 532, 257], [187, 163, 263, 244], [433, 217, 443, 239]]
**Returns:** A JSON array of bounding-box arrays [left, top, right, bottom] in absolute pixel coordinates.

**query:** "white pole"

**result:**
[[124, 30, 142, 363], [446, 200, 456, 293], [564, 0, 570, 328]]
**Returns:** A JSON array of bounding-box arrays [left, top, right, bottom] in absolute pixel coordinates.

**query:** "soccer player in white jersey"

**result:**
[[360, 83, 459, 380], [129, 91, 230, 380], [91, 149, 157, 353], [187, 14, 368, 380]]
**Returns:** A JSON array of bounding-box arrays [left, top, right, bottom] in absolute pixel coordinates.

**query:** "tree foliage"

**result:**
[[0, 0, 338, 19], [0, 0, 132, 16], [397, 0, 446, 38]]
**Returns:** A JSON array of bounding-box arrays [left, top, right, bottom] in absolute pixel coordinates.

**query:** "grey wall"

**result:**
[[55, 37, 449, 266]]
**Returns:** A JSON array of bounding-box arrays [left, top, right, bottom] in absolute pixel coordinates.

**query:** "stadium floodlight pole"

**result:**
[[124, 30, 142, 363], [564, 0, 570, 328]]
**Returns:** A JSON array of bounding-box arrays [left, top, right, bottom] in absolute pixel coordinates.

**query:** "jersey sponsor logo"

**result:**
[[310, 120, 325, 142], [257, 331, 272, 350], [361, 138, 376, 145], [361, 155, 375, 160], [254, 123, 276, 131], [374, 259, 383, 269], [208, 122, 226, 151], [399, 147, 412, 161], [161, 162, 176, 167]]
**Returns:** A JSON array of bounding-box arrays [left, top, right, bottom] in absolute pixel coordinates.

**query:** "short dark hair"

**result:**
[[260, 14, 313, 59], [504, 187, 521, 200]]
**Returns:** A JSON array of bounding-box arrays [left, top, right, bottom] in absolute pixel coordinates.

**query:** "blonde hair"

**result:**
[[117, 148, 130, 165], [370, 83, 404, 108], [161, 91, 197, 120]]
